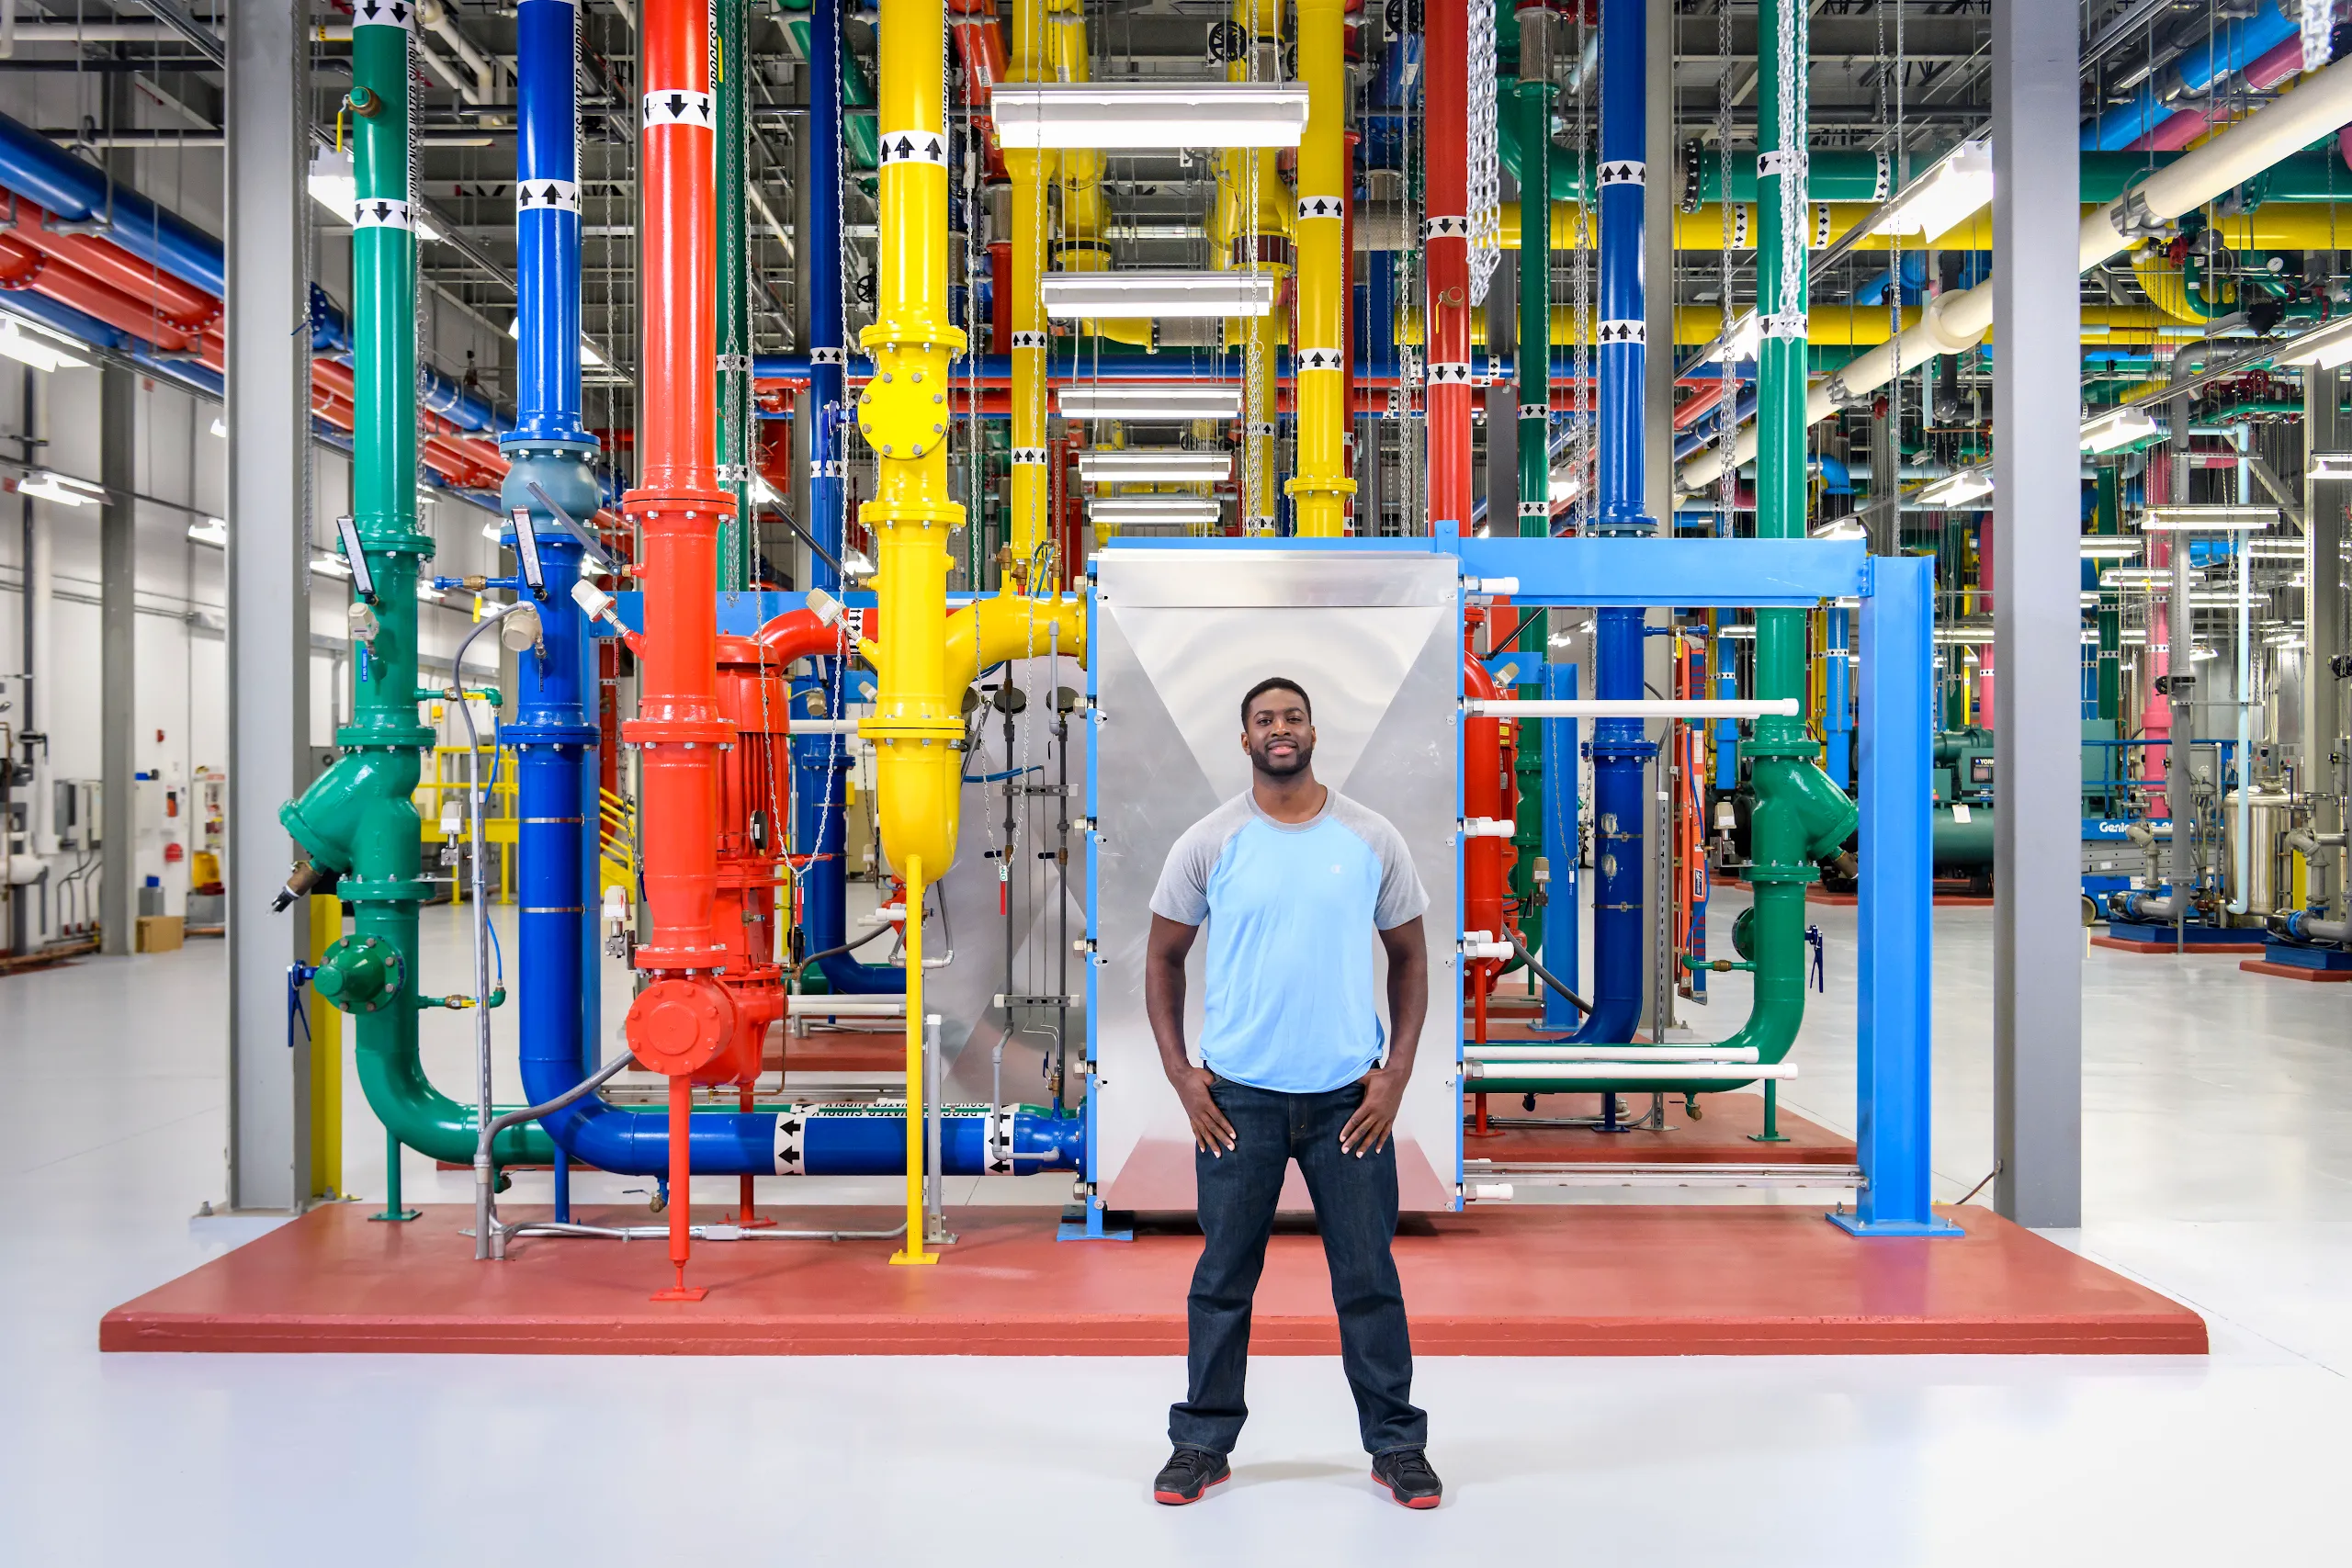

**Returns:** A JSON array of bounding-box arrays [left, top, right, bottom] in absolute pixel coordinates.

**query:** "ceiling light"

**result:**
[[481, 522, 504, 544], [2309, 450, 2352, 480], [2101, 567, 2171, 587], [2081, 536, 2143, 558], [992, 83, 1310, 152], [417, 583, 446, 604], [2137, 505, 2277, 531], [2244, 537, 2307, 558], [1868, 141, 1993, 241], [1913, 468, 1992, 510], [209, 417, 227, 438], [17, 471, 101, 506], [0, 318, 88, 373], [1087, 496, 1222, 525], [1809, 518, 1866, 540], [1696, 312, 1759, 367], [1041, 272, 1277, 321], [311, 554, 352, 580], [1058, 383, 1244, 421], [2192, 645, 2219, 660], [187, 517, 228, 547], [310, 146, 441, 242], [505, 314, 607, 369], [839, 547, 877, 581], [2272, 314, 2352, 369], [2080, 404, 2161, 453], [1078, 450, 1231, 483]]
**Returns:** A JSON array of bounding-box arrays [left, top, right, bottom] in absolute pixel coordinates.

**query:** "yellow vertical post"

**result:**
[[893, 857, 935, 1264], [1286, 0, 1353, 536], [1213, 0, 1289, 535], [307, 892, 344, 1200], [1005, 0, 1054, 585]]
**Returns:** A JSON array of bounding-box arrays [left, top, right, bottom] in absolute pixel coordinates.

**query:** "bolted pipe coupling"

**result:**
[[626, 976, 739, 1079]]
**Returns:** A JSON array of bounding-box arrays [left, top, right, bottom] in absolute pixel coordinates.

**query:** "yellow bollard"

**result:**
[[308, 892, 345, 1201]]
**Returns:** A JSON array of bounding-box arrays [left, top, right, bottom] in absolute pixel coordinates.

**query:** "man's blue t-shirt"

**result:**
[[1148, 789, 1429, 1094]]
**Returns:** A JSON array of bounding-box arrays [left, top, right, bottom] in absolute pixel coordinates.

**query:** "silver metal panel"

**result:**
[[1091, 547, 1462, 1212]]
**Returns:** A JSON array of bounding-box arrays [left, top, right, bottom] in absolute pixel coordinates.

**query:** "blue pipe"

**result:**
[[1823, 606, 1851, 790], [1541, 660, 1581, 1030], [0, 288, 221, 400], [2082, 2, 2296, 151], [1568, 0, 1652, 1047], [1713, 636, 1739, 791], [1675, 389, 1758, 462], [0, 107, 224, 295], [309, 287, 506, 435]]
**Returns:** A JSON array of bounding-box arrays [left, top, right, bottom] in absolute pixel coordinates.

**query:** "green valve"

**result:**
[[313, 934, 406, 1014]]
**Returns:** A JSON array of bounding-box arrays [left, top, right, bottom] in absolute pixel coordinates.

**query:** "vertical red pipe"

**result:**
[[622, 0, 738, 1302], [1425, 0, 1471, 536]]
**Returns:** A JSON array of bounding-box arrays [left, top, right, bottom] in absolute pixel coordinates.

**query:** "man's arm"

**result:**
[[1340, 916, 1428, 1156], [1147, 912, 1237, 1154]]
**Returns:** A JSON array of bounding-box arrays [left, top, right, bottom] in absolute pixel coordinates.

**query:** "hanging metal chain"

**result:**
[[1466, 0, 1502, 305]]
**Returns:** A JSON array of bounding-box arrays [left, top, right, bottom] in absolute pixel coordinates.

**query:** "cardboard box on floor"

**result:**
[[135, 915, 184, 953]]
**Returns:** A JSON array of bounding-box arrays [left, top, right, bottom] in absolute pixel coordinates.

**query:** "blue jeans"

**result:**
[[1167, 1073, 1427, 1457]]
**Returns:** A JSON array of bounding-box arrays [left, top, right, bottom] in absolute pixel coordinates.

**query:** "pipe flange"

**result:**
[[1741, 736, 1824, 761], [1741, 863, 1822, 886], [626, 976, 738, 1077], [312, 934, 406, 1015]]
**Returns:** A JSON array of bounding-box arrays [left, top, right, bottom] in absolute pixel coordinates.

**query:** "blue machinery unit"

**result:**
[[1075, 536, 1956, 1241]]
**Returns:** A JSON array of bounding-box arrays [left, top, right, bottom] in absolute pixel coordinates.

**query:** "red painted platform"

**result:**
[[2240, 958, 2352, 983], [1463, 1093, 1856, 1164], [2093, 935, 2269, 955], [100, 1201, 2204, 1359]]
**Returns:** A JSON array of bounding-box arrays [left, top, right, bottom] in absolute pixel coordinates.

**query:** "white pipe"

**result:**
[[786, 996, 907, 1017], [790, 717, 865, 735], [413, 34, 481, 105], [1464, 1045, 1760, 1062], [418, 0, 498, 102], [1464, 1062, 1799, 1081], [1676, 55, 2352, 496], [1466, 698, 1800, 719]]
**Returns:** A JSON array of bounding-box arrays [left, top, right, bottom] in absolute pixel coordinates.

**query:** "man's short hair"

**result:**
[[1240, 676, 1312, 727]]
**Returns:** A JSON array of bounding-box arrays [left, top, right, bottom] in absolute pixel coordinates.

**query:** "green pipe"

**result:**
[[1488, 0, 1854, 1100], [283, 17, 552, 1171], [717, 0, 752, 589], [1507, 15, 1556, 966]]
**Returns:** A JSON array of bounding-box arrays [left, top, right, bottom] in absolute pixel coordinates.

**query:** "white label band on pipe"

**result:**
[[811, 346, 848, 366], [1011, 331, 1048, 350], [352, 197, 413, 231], [1428, 362, 1475, 384], [1598, 160, 1645, 186], [1297, 347, 1344, 371], [1597, 320, 1645, 345], [1757, 149, 1805, 178], [1760, 312, 1809, 340], [1424, 215, 1470, 240], [877, 129, 949, 166], [516, 179, 582, 214], [1011, 446, 1049, 466], [1518, 403, 1548, 419], [773, 1111, 807, 1175], [352, 0, 415, 29], [1518, 500, 1551, 517], [643, 90, 716, 129], [1297, 195, 1346, 220]]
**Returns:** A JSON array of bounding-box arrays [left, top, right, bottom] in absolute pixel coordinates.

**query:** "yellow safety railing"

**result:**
[[413, 744, 520, 903]]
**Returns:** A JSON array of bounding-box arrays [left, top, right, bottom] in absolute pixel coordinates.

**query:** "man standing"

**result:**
[[1145, 676, 1441, 1510]]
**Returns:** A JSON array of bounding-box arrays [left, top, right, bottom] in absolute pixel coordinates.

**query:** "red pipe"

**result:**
[[0, 231, 216, 363], [1462, 647, 1505, 987], [2135, 37, 2307, 152], [6, 197, 220, 331], [621, 0, 737, 1303], [1425, 0, 1471, 536]]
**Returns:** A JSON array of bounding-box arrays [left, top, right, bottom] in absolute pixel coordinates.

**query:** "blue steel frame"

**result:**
[[1089, 536, 1951, 1235]]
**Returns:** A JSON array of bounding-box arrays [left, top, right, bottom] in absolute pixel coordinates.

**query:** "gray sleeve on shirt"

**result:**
[[1148, 795, 1254, 926], [1329, 794, 1431, 930]]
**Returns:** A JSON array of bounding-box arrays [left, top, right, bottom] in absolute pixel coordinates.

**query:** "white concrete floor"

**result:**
[[1, 897, 2347, 1565]]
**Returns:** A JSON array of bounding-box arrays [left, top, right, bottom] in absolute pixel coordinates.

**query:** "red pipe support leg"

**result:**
[[1425, 0, 1472, 536]]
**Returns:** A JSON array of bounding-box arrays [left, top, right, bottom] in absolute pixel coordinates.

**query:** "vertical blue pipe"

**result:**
[[1541, 660, 1581, 1030], [1713, 634, 1740, 791], [1824, 606, 1852, 790], [1574, 0, 1652, 1045], [793, 0, 899, 994]]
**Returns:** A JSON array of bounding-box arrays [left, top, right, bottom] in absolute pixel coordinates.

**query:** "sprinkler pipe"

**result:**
[[1424, 0, 1470, 536], [1286, 0, 1353, 536], [279, 6, 555, 1168]]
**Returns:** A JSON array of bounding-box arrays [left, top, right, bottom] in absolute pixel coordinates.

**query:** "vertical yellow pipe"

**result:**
[[307, 892, 344, 1199], [1214, 0, 1289, 534], [1005, 0, 1054, 585], [861, 0, 967, 925], [894, 856, 934, 1264], [1286, 0, 1351, 536]]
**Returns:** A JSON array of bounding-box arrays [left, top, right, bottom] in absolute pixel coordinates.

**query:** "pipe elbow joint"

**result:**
[[279, 750, 424, 875]]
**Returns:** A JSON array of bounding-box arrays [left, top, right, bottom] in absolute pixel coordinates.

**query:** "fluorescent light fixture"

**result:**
[[1041, 271, 1276, 321], [2244, 537, 2308, 558], [2136, 505, 2277, 532], [992, 83, 1310, 152], [1718, 624, 1756, 639], [1087, 496, 1221, 526], [1077, 449, 1232, 483], [505, 314, 607, 368], [416, 583, 446, 604], [310, 146, 441, 241], [2080, 404, 2161, 454], [1808, 518, 1866, 540], [1868, 141, 1993, 240], [2273, 314, 2352, 369], [481, 522, 503, 544], [2081, 536, 2143, 558], [17, 470, 102, 506], [2192, 645, 2219, 660], [187, 518, 227, 547], [1914, 468, 1993, 510], [209, 417, 226, 438], [2101, 567, 2171, 588], [2309, 450, 2352, 480], [751, 476, 785, 509], [1696, 311, 1759, 367], [1932, 622, 1997, 644], [840, 547, 877, 581], [311, 553, 352, 580], [1057, 383, 1244, 421], [0, 318, 88, 373]]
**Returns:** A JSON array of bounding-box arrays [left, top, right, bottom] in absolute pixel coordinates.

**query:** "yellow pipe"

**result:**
[[945, 588, 1088, 686], [1004, 0, 1054, 584], [892, 854, 934, 1266], [1046, 0, 1153, 350], [1285, 0, 1351, 536], [308, 893, 343, 1199], [2131, 243, 2235, 323], [1391, 299, 2196, 348], [1494, 198, 2352, 255], [1213, 0, 1288, 534], [860, 0, 967, 897]]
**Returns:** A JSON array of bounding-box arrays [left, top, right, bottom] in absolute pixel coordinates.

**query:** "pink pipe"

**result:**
[[2135, 37, 2305, 152]]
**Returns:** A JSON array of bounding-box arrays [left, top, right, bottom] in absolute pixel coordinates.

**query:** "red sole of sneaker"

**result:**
[[1371, 1470, 1441, 1509], [1154, 1472, 1228, 1506]]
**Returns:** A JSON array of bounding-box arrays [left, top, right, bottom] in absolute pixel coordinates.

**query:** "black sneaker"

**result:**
[[1152, 1446, 1230, 1506], [1370, 1448, 1442, 1509]]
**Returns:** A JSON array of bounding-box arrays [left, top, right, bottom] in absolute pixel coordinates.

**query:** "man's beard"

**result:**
[[1251, 737, 1313, 776]]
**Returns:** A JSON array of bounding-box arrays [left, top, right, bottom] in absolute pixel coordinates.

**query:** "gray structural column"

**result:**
[[98, 365, 134, 954], [224, 0, 314, 1212], [2308, 367, 2348, 918], [1990, 1, 2082, 1229]]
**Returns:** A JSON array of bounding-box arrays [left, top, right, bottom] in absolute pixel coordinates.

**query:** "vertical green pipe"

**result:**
[[2095, 466, 2122, 721], [1508, 11, 1555, 963], [716, 0, 752, 589]]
